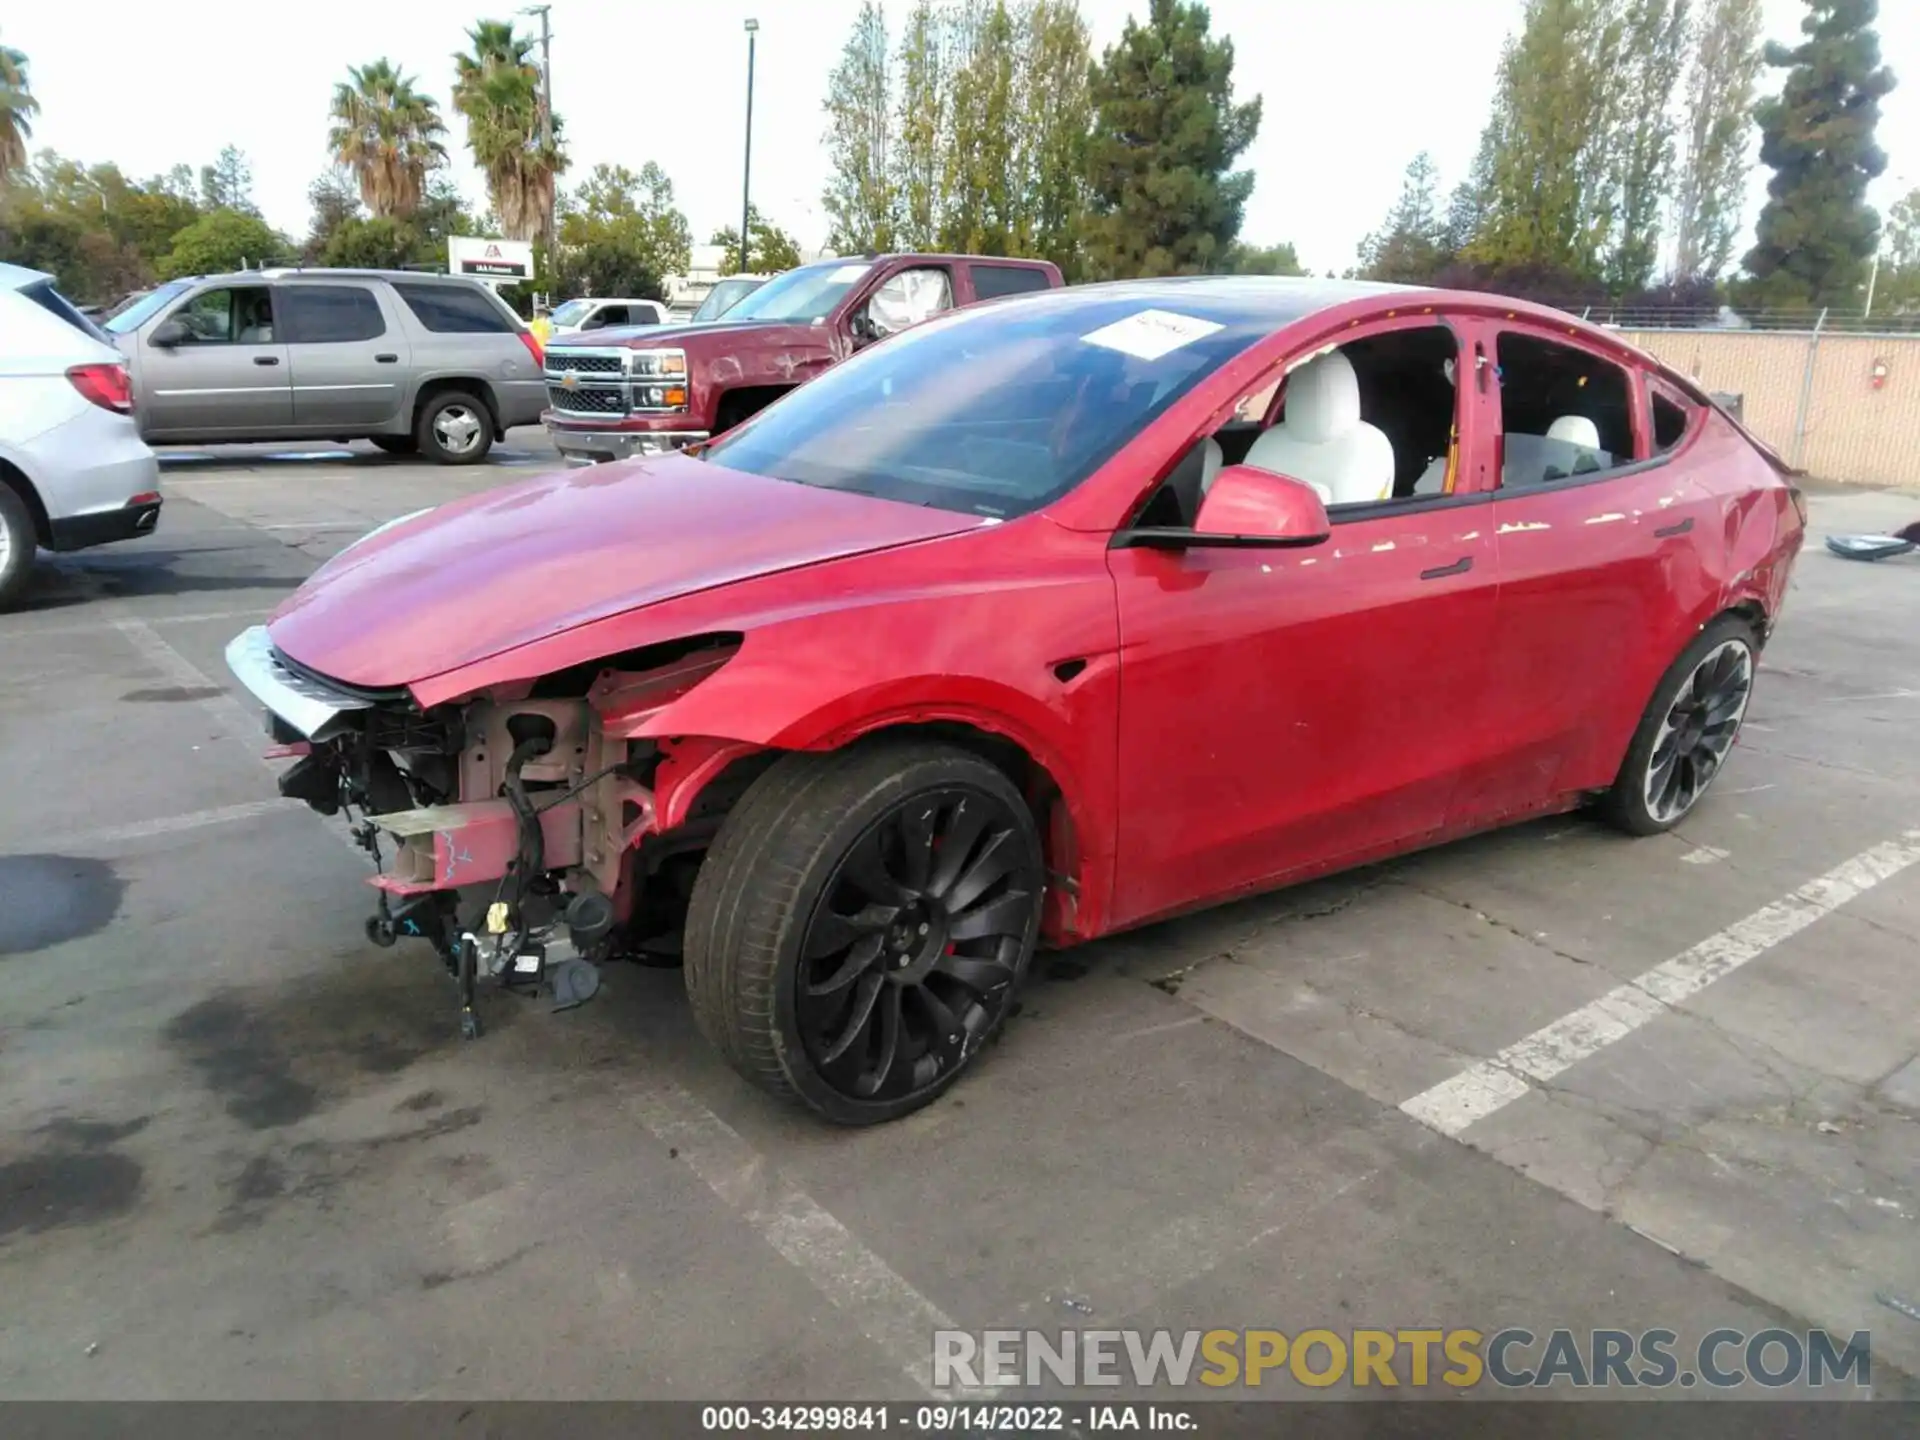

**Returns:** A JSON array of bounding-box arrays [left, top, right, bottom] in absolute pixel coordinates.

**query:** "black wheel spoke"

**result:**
[[859, 985, 903, 1096], [897, 803, 939, 893], [945, 829, 1018, 913], [915, 985, 967, 1051], [927, 798, 991, 899], [935, 952, 1016, 996], [822, 972, 885, 1064], [843, 830, 911, 906], [804, 902, 897, 961], [806, 933, 886, 996], [950, 888, 1032, 942]]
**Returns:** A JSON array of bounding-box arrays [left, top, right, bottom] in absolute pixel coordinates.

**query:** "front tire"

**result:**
[[1600, 615, 1757, 836], [0, 483, 37, 611], [416, 391, 494, 465], [684, 741, 1044, 1125]]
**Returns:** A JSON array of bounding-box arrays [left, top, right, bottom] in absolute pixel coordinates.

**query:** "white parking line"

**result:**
[[1680, 845, 1729, 864], [1400, 829, 1920, 1136], [43, 799, 294, 851], [623, 1082, 987, 1400]]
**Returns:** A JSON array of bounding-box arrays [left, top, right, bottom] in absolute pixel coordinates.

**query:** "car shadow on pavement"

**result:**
[[18, 546, 305, 611]]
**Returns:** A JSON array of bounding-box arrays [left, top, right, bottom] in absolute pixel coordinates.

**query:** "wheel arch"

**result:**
[[0, 456, 53, 546], [411, 376, 501, 436], [660, 711, 1103, 945]]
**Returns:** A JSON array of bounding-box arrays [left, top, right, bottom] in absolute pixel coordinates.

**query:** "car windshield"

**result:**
[[692, 276, 765, 323], [549, 299, 594, 326], [705, 293, 1267, 519], [102, 278, 193, 334], [720, 261, 872, 324]]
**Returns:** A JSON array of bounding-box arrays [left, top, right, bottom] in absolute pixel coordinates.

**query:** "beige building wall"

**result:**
[[1619, 329, 1920, 489]]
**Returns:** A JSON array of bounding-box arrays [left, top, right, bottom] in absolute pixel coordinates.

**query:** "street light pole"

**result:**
[[741, 19, 759, 275]]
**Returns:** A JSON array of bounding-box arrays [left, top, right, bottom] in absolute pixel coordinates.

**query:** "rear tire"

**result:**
[[1600, 614, 1757, 836], [683, 741, 1044, 1125], [0, 483, 37, 611], [416, 391, 494, 465], [370, 435, 418, 456]]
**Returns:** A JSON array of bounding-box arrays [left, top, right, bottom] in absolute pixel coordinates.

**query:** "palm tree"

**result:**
[[1, 32, 39, 187], [327, 60, 447, 219], [450, 20, 567, 244]]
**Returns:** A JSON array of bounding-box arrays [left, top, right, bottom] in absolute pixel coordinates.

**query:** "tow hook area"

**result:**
[[364, 885, 616, 1040]]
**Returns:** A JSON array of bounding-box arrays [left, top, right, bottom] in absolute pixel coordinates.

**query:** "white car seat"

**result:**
[[1244, 349, 1395, 506], [1198, 437, 1224, 495], [1547, 415, 1601, 450]]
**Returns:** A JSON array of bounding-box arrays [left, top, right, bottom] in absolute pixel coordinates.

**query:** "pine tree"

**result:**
[[1082, 0, 1261, 278], [1358, 152, 1447, 281], [1743, 0, 1897, 306], [822, 0, 897, 253], [1441, 123, 1500, 256], [1672, 0, 1764, 279], [893, 0, 949, 250], [1019, 0, 1093, 276]]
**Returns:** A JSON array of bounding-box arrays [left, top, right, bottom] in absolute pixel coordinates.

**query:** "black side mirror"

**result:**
[[149, 318, 189, 348]]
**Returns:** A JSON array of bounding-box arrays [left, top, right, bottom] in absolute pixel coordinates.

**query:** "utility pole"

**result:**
[[521, 4, 556, 269], [741, 18, 759, 275]]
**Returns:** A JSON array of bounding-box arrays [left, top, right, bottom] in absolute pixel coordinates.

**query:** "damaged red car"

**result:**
[[226, 277, 1806, 1124]]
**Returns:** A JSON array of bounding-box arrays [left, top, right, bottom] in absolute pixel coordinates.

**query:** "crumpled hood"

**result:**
[[266, 452, 983, 690]]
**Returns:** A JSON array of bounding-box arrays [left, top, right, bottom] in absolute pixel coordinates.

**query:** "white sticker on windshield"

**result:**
[[1081, 309, 1225, 361], [828, 264, 870, 282]]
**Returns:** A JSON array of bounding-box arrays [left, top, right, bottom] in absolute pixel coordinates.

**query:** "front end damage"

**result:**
[[225, 624, 759, 1037]]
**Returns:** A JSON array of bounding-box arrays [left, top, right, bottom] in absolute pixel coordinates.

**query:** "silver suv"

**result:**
[[102, 269, 547, 464]]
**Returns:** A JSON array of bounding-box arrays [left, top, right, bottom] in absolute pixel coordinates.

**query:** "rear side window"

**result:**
[[1495, 332, 1638, 488], [392, 282, 516, 334], [22, 279, 111, 343], [1651, 387, 1692, 453], [279, 286, 386, 343], [971, 264, 1052, 300]]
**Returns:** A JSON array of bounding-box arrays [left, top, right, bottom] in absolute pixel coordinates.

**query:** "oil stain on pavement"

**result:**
[[0, 1114, 151, 1240], [0, 856, 122, 957]]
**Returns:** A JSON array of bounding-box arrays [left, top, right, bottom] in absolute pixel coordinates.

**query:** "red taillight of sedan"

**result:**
[[68, 362, 135, 415]]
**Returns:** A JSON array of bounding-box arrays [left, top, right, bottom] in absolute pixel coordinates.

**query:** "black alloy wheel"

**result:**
[[683, 742, 1044, 1125], [1602, 614, 1757, 835]]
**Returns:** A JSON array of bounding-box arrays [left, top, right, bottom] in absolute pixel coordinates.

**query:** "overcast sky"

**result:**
[[8, 0, 1917, 275]]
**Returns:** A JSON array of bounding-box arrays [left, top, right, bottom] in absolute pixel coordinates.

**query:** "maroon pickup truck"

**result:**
[[541, 252, 1063, 463]]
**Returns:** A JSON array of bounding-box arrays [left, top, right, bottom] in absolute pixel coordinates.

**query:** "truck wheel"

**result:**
[[683, 741, 1044, 1125], [417, 391, 494, 465], [0, 483, 38, 611]]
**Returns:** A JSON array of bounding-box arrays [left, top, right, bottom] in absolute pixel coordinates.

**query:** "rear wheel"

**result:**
[[416, 391, 494, 465], [683, 741, 1044, 1125], [370, 434, 418, 456], [1600, 614, 1757, 835], [0, 483, 36, 610]]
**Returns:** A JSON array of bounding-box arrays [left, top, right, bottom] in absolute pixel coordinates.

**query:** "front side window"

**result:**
[[279, 285, 386, 344], [1495, 332, 1638, 487], [706, 295, 1265, 519], [866, 267, 954, 336], [548, 299, 593, 327], [722, 261, 874, 324], [167, 286, 275, 344]]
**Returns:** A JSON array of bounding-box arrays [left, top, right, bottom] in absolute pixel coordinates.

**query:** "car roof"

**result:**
[[175, 268, 490, 285], [954, 274, 1420, 328], [0, 260, 55, 293]]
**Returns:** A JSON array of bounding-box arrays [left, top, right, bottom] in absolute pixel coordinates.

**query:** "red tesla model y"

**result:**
[[228, 277, 1806, 1124]]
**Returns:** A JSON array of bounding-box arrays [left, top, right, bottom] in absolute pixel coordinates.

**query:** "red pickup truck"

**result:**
[[541, 252, 1063, 463]]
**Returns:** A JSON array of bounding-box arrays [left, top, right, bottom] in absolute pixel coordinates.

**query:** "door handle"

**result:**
[[1653, 517, 1693, 538], [374, 353, 399, 363], [1420, 556, 1473, 580], [253, 355, 279, 366]]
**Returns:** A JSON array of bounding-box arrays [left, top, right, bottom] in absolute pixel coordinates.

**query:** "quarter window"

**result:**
[[1495, 332, 1637, 487], [971, 264, 1051, 300], [278, 286, 386, 343], [392, 281, 517, 334], [1651, 388, 1691, 452]]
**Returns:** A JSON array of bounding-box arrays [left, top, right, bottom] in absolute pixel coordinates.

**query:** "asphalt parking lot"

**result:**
[[1, 430, 1916, 1402]]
